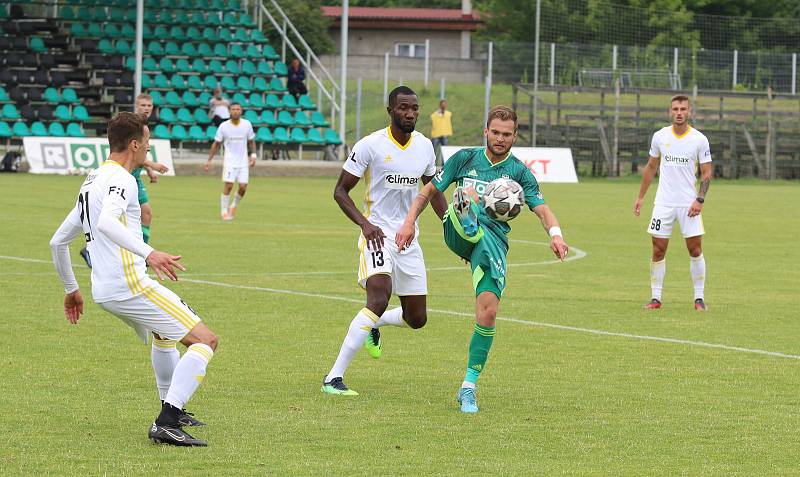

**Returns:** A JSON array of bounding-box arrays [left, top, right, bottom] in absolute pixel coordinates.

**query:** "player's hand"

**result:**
[[634, 197, 643, 216], [204, 160, 211, 173], [249, 153, 257, 167], [64, 290, 84, 324], [147, 167, 159, 183], [151, 162, 169, 174], [146, 251, 186, 281], [395, 222, 416, 252], [361, 222, 386, 251], [688, 200, 703, 217], [550, 236, 569, 262]]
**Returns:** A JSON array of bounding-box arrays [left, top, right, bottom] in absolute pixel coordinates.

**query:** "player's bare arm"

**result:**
[[396, 181, 436, 250], [420, 175, 448, 220], [334, 169, 385, 251], [248, 139, 257, 167], [143, 159, 169, 183], [689, 162, 712, 217], [533, 204, 569, 261], [205, 141, 221, 172], [634, 155, 660, 216]]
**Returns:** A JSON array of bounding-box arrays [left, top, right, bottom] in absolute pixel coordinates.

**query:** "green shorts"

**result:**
[[136, 175, 149, 205], [442, 204, 508, 299]]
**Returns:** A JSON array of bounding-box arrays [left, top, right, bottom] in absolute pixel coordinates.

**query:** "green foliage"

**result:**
[[320, 0, 461, 7], [266, 0, 334, 55]]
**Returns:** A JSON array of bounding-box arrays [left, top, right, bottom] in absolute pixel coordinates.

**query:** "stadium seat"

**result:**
[[110, 7, 125, 22], [271, 78, 287, 93], [159, 11, 174, 24], [192, 59, 209, 74], [208, 59, 224, 73], [98, 39, 115, 55], [187, 76, 204, 91], [272, 127, 289, 143], [165, 91, 183, 107], [206, 125, 218, 140], [194, 108, 212, 125], [213, 43, 228, 57], [142, 24, 154, 39], [141, 74, 154, 89], [73, 105, 91, 122], [192, 11, 207, 25], [165, 42, 181, 56], [0, 87, 9, 102], [171, 124, 188, 141], [204, 76, 219, 90], [174, 11, 190, 25], [153, 124, 171, 139], [249, 93, 265, 108], [311, 111, 328, 127], [116, 40, 133, 55], [230, 44, 246, 59], [251, 30, 267, 43], [0, 122, 11, 138], [253, 77, 269, 92], [66, 123, 85, 137], [29, 36, 46, 53], [207, 12, 222, 26], [220, 76, 236, 91], [160, 57, 176, 73], [202, 27, 218, 42], [176, 108, 194, 123], [222, 12, 237, 26], [54, 105, 73, 121], [115, 90, 133, 104], [186, 27, 202, 42], [236, 77, 252, 91], [147, 41, 165, 55], [31, 121, 48, 136], [170, 74, 187, 90], [277, 110, 294, 127], [12, 122, 29, 136], [43, 88, 62, 103], [257, 61, 274, 76], [121, 24, 135, 38], [255, 127, 273, 143], [76, 7, 92, 21], [265, 47, 280, 62], [21, 104, 38, 121], [188, 125, 205, 141], [298, 95, 316, 110], [198, 92, 212, 104], [324, 129, 342, 145], [281, 94, 298, 109], [149, 90, 164, 106], [246, 44, 261, 60], [306, 128, 325, 144], [235, 29, 250, 43], [182, 43, 198, 58], [159, 108, 176, 123], [244, 110, 261, 125], [70, 22, 87, 37], [144, 57, 159, 71], [294, 111, 311, 127], [170, 26, 186, 41], [182, 91, 199, 107], [175, 58, 192, 73], [265, 94, 281, 109], [232, 92, 249, 107], [62, 88, 80, 104], [242, 60, 257, 75], [60, 7, 76, 20], [104, 24, 121, 39], [219, 29, 233, 43], [224, 60, 240, 75], [49, 122, 67, 137], [260, 110, 277, 127], [155, 74, 170, 89], [198, 43, 214, 58]]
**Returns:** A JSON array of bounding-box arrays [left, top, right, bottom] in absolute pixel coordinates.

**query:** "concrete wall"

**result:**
[[328, 28, 465, 59], [317, 54, 485, 83]]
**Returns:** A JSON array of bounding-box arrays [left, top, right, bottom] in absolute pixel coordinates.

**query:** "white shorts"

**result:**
[[647, 205, 705, 238], [99, 283, 202, 343], [357, 234, 428, 296], [222, 164, 249, 184]]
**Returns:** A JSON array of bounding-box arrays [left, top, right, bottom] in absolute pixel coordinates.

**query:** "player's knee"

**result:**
[[365, 299, 389, 317], [405, 312, 427, 329], [204, 332, 218, 351]]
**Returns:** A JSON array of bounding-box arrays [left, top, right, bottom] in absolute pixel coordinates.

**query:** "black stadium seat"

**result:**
[[89, 56, 107, 69], [5, 52, 23, 67], [103, 71, 118, 86], [27, 87, 43, 102], [119, 71, 133, 87], [9, 87, 26, 102], [0, 70, 15, 85], [20, 104, 37, 121], [37, 104, 54, 121], [50, 70, 67, 86], [39, 54, 56, 69], [33, 70, 49, 85], [107, 56, 123, 69], [115, 90, 133, 104]]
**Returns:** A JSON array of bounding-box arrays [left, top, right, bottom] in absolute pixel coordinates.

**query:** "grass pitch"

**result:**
[[0, 173, 798, 475]]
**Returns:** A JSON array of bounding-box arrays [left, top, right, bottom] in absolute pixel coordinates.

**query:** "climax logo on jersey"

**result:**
[[384, 173, 419, 189], [663, 154, 691, 165]]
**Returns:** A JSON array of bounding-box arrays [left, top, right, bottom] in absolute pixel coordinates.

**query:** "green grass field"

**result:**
[[1, 173, 799, 475]]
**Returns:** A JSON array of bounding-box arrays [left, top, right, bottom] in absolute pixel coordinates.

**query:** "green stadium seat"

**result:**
[[249, 93, 265, 108], [224, 60, 240, 75], [197, 43, 214, 58], [71, 23, 87, 37], [241, 60, 257, 76], [206, 125, 218, 140], [92, 8, 106, 21], [306, 128, 325, 144], [281, 94, 298, 109], [147, 41, 165, 55], [192, 11, 207, 25], [67, 123, 86, 137], [164, 42, 181, 56], [170, 26, 186, 41], [220, 76, 236, 91], [246, 44, 261, 60], [2, 104, 20, 120], [198, 92, 212, 104], [244, 110, 261, 125], [256, 111, 273, 127], [141, 74, 154, 89], [235, 29, 250, 42], [207, 59, 222, 73], [12, 122, 29, 136], [186, 27, 202, 41], [239, 13, 254, 27], [49, 122, 67, 137], [138, 57, 157, 71], [159, 107, 176, 123], [272, 127, 289, 143], [236, 77, 252, 91], [121, 24, 135, 38], [202, 27, 218, 42], [191, 59, 209, 74], [218, 28, 233, 43], [125, 8, 138, 22], [251, 30, 268, 43], [175, 58, 192, 73], [257, 61, 273, 76], [222, 12, 237, 26], [153, 124, 171, 139], [125, 56, 136, 70], [194, 108, 212, 125], [213, 43, 228, 58], [227, 0, 241, 11], [29, 37, 46, 53], [44, 88, 62, 103], [73, 105, 91, 122], [210, 0, 225, 11], [188, 125, 205, 141], [159, 57, 176, 73], [265, 46, 280, 62], [0, 122, 11, 139], [150, 90, 165, 106], [176, 108, 194, 123], [31, 121, 49, 136], [207, 12, 222, 26], [265, 94, 281, 109], [99, 39, 115, 55], [104, 24, 121, 39], [0, 87, 9, 102], [271, 77, 287, 93], [60, 7, 76, 20], [187, 75, 204, 90], [142, 24, 154, 39], [324, 129, 342, 145], [230, 44, 246, 59], [298, 95, 316, 110], [311, 111, 328, 127], [204, 76, 219, 90], [170, 74, 187, 90], [87, 23, 103, 38], [255, 127, 273, 143], [55, 105, 73, 121], [294, 111, 311, 127], [158, 11, 174, 24], [252, 77, 269, 92], [110, 7, 125, 22], [181, 43, 198, 57], [116, 40, 133, 55], [165, 91, 183, 107], [171, 124, 188, 141], [77, 7, 92, 21], [277, 110, 294, 127], [144, 9, 158, 23], [154, 74, 170, 89], [231, 92, 248, 106]]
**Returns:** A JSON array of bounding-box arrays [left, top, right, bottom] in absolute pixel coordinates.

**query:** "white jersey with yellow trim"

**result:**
[[79, 160, 155, 302], [342, 127, 436, 239], [649, 125, 712, 207]]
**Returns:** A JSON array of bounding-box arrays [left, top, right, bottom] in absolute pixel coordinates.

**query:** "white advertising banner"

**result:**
[[23, 137, 175, 176], [441, 146, 578, 183]]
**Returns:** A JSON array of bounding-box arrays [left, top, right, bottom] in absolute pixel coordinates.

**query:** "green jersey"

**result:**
[[131, 167, 143, 179], [432, 147, 546, 245]]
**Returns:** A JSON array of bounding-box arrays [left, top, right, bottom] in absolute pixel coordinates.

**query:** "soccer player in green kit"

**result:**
[[397, 106, 569, 413]]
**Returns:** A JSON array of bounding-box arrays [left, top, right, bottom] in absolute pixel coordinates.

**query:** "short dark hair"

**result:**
[[671, 94, 690, 104], [388, 86, 417, 107], [486, 105, 518, 131], [229, 102, 242, 108], [107, 111, 147, 153]]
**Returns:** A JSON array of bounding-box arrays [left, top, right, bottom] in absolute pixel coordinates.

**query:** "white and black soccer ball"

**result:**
[[482, 178, 524, 222]]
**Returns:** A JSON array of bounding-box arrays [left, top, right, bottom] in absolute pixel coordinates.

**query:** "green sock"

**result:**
[[464, 323, 495, 385], [142, 225, 151, 244]]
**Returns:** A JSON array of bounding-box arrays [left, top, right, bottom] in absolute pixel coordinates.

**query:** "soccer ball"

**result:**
[[482, 178, 524, 222]]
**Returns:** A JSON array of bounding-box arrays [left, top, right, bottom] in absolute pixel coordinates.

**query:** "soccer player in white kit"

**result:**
[[634, 94, 713, 311], [321, 86, 448, 395], [50, 113, 219, 446], [205, 103, 256, 220]]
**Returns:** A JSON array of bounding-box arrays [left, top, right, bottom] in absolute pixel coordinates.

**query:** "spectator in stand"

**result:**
[[287, 58, 307, 100], [208, 87, 231, 127], [430, 99, 453, 164]]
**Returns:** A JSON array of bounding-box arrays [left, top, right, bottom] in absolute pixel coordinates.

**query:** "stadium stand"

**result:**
[[0, 0, 340, 155]]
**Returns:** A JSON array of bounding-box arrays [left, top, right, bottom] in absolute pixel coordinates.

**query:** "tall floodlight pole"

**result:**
[[338, 0, 349, 150], [134, 0, 143, 97], [532, 0, 541, 146]]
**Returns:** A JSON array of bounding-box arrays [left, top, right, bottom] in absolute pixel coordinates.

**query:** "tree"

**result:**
[[266, 0, 334, 56]]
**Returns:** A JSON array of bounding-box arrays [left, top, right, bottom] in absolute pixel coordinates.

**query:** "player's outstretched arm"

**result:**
[[50, 207, 84, 321], [533, 204, 569, 261], [396, 181, 439, 251], [634, 156, 660, 216], [205, 141, 221, 172], [334, 169, 385, 251]]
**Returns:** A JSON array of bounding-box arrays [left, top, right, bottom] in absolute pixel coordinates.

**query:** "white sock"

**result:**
[[690, 254, 706, 300], [461, 381, 476, 389], [151, 338, 180, 401], [232, 193, 244, 208], [326, 308, 378, 380], [650, 259, 666, 300], [221, 194, 230, 214], [164, 343, 213, 410], [375, 307, 407, 328]]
